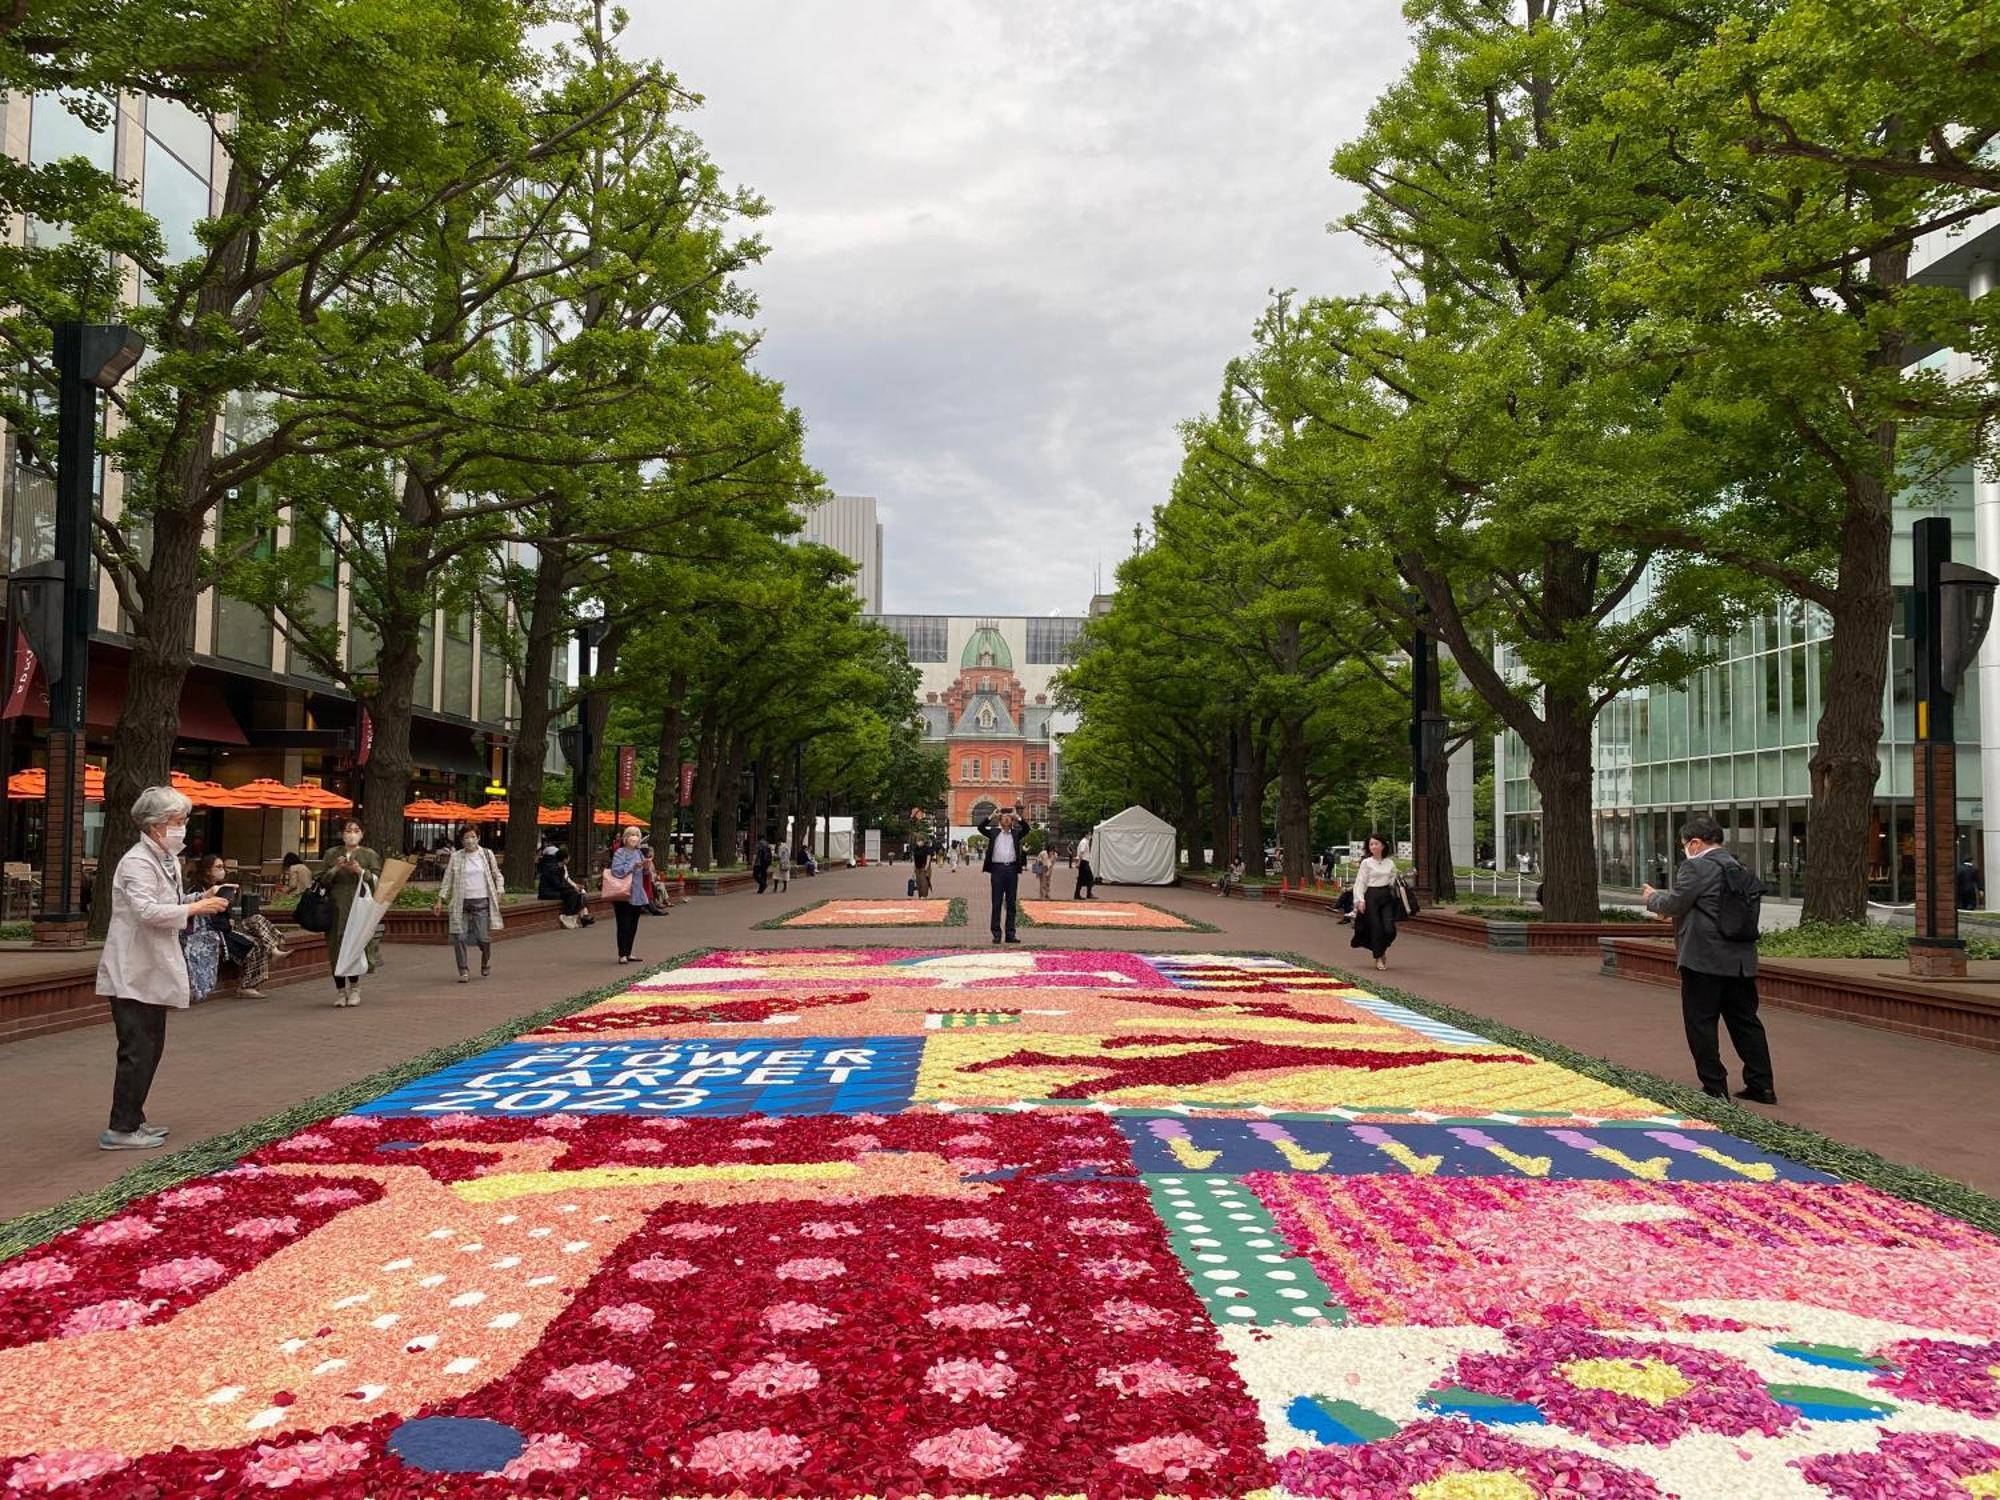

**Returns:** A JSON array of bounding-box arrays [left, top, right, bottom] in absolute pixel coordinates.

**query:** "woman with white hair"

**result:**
[[92, 785, 231, 1150]]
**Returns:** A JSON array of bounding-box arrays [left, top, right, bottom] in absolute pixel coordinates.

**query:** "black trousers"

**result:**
[[614, 901, 644, 959], [1678, 966, 1774, 1094], [755, 865, 769, 893], [1074, 860, 1095, 898], [990, 868, 1019, 938], [108, 996, 168, 1133]]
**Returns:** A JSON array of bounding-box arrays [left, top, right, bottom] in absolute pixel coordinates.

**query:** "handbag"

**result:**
[[1396, 876, 1420, 917], [293, 878, 335, 933], [183, 925, 223, 1001], [601, 866, 633, 901]]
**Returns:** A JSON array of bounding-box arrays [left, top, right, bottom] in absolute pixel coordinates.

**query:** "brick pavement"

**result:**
[[3, 860, 1995, 1225]]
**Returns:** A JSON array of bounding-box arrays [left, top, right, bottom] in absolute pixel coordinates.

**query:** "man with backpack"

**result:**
[[1642, 814, 1777, 1104]]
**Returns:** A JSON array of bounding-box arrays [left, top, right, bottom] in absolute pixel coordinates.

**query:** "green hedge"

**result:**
[[1758, 922, 2000, 961]]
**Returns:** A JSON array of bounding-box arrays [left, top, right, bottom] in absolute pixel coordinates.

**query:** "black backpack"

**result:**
[[1711, 859, 1765, 943]]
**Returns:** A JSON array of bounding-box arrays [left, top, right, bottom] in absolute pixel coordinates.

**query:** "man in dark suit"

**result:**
[[978, 802, 1030, 945], [1642, 813, 1776, 1104]]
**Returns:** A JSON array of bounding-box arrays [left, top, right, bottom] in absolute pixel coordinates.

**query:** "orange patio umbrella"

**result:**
[[291, 784, 354, 811], [6, 766, 108, 801], [535, 806, 571, 825], [226, 777, 321, 808], [469, 800, 511, 823]]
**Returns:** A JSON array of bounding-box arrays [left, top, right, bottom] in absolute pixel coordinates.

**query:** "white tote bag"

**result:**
[[333, 870, 386, 979]]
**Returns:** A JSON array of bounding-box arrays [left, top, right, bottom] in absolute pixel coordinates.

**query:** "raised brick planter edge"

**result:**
[[1601, 935, 2000, 1052]]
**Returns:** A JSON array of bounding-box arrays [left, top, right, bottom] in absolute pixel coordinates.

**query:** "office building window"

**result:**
[[876, 614, 947, 662], [963, 757, 980, 781], [993, 757, 1010, 782], [1025, 617, 1085, 664], [143, 132, 210, 266]]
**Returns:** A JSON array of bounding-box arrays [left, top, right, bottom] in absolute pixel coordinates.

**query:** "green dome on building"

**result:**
[[962, 624, 1012, 670]]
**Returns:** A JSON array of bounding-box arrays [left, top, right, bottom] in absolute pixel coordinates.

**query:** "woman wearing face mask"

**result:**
[[435, 824, 505, 982], [607, 825, 654, 964], [185, 853, 287, 999], [319, 816, 382, 1006], [93, 786, 231, 1150]]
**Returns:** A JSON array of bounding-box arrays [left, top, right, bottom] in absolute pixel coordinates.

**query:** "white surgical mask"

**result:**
[[343, 830, 361, 846], [463, 837, 479, 850], [161, 827, 187, 854]]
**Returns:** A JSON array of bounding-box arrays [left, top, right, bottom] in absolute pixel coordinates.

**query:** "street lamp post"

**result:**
[[1909, 516, 1996, 978], [565, 617, 609, 876], [32, 323, 144, 944], [1408, 619, 1450, 903]]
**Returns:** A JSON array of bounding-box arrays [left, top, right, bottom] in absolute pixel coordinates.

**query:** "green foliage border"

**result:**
[[1255, 949, 2000, 1236], [0, 948, 714, 1262], [754, 897, 969, 931], [1016, 899, 1222, 934]]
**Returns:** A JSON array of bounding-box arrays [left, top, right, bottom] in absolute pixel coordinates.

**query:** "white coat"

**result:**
[[94, 835, 197, 1009], [437, 846, 506, 937]]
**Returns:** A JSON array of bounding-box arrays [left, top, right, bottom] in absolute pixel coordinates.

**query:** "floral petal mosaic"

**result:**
[[2, 948, 1995, 1498]]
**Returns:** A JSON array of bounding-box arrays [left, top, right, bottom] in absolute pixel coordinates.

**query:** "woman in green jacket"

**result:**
[[319, 817, 382, 1007]]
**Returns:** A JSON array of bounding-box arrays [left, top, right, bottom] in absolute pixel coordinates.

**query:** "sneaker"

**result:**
[[559, 915, 579, 930], [138, 1121, 169, 1139], [237, 987, 265, 999], [458, 972, 470, 984], [481, 963, 491, 978], [99, 1129, 165, 1151]]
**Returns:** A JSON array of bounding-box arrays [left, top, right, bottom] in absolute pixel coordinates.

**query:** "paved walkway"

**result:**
[[3, 862, 1996, 1224]]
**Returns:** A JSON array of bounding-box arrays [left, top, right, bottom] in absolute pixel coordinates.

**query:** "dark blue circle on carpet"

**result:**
[[387, 1416, 525, 1473], [374, 1140, 426, 1152]]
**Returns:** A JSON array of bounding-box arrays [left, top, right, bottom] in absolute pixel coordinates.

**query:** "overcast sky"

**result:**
[[631, 2, 1411, 616]]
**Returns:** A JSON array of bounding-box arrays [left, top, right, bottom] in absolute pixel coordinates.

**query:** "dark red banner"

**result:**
[[678, 762, 694, 807], [616, 744, 635, 801]]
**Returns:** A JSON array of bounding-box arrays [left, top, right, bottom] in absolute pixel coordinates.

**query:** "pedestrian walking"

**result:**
[[1956, 856, 1982, 912], [1350, 834, 1403, 971], [93, 785, 230, 1150], [1073, 832, 1097, 899], [537, 844, 592, 927], [608, 826, 655, 964], [436, 825, 505, 983], [774, 842, 793, 893], [319, 817, 382, 1007], [1033, 845, 1054, 899], [186, 854, 286, 998], [754, 836, 772, 894], [911, 820, 935, 897], [1642, 814, 1776, 1104], [978, 802, 1030, 944]]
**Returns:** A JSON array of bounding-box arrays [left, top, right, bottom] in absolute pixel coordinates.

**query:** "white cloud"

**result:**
[[634, 0, 1410, 613]]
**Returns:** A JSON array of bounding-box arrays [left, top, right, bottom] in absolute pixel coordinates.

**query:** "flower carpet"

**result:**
[[759, 898, 968, 930], [2, 948, 1997, 1498], [1017, 901, 1216, 932]]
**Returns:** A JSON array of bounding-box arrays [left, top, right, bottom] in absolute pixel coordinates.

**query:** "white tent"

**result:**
[[1091, 805, 1179, 886], [785, 816, 855, 866]]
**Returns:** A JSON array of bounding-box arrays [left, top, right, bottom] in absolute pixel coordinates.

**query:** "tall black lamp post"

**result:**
[[1909, 516, 1997, 978], [30, 323, 144, 943]]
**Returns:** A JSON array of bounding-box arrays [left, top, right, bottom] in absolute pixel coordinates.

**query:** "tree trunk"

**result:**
[[716, 729, 747, 867], [503, 545, 567, 888], [360, 627, 423, 861], [1277, 712, 1310, 884], [689, 704, 720, 870], [1526, 695, 1596, 922], [1803, 243, 1906, 923], [747, 752, 767, 852], [1179, 761, 1206, 873], [648, 669, 686, 853], [1208, 736, 1231, 875], [1236, 718, 1269, 876], [1424, 637, 1457, 903], [91, 503, 206, 937]]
